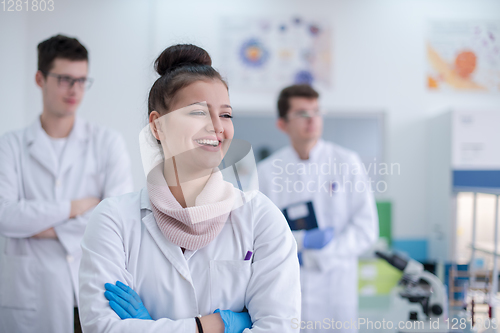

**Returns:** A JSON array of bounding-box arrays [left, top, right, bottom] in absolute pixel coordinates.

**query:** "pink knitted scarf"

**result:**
[[147, 163, 235, 251]]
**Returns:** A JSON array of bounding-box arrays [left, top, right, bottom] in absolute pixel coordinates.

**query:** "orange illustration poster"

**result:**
[[427, 21, 500, 93]]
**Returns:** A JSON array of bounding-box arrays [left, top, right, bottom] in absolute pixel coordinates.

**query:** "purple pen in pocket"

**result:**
[[244, 251, 253, 261]]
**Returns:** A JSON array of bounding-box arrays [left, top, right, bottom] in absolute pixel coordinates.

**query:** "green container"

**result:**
[[376, 201, 392, 246]]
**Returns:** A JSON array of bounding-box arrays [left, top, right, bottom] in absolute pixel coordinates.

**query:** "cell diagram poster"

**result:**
[[218, 16, 332, 92]]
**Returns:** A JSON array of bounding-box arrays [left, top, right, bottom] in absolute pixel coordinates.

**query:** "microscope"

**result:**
[[376, 251, 448, 323]]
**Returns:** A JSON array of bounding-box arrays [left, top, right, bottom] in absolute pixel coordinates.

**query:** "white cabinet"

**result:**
[[428, 110, 500, 262]]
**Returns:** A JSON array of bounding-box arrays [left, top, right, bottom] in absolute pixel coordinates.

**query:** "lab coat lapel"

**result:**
[[26, 117, 58, 178], [140, 189, 193, 284], [289, 139, 324, 163], [59, 118, 88, 176], [309, 139, 325, 162]]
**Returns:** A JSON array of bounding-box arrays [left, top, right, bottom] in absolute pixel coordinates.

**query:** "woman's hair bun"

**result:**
[[154, 44, 212, 76]]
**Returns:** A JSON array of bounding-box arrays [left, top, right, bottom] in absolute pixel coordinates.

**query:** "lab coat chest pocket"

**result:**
[[325, 175, 349, 224], [209, 260, 252, 312], [0, 241, 38, 310]]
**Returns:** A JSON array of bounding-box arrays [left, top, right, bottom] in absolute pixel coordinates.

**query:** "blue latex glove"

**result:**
[[303, 227, 334, 249], [214, 308, 252, 333], [104, 281, 152, 320]]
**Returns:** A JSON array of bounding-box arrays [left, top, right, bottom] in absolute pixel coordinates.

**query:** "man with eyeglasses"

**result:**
[[0, 34, 133, 333], [258, 84, 379, 332]]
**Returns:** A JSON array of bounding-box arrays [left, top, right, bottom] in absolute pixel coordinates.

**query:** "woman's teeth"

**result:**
[[195, 139, 219, 147]]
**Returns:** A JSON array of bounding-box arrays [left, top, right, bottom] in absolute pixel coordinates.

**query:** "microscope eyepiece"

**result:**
[[375, 251, 408, 271]]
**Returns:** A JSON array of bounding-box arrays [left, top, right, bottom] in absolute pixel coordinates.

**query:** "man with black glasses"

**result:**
[[0, 34, 133, 333]]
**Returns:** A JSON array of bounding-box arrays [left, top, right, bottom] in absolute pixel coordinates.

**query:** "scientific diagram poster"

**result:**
[[427, 21, 500, 93], [218, 17, 332, 92]]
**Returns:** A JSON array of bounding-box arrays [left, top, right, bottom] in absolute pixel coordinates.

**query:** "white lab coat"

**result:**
[[257, 140, 378, 333], [78, 187, 301, 333], [0, 116, 133, 333]]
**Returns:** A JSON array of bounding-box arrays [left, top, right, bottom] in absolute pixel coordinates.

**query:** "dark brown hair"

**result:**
[[37, 34, 88, 76], [148, 44, 226, 117], [277, 84, 319, 119]]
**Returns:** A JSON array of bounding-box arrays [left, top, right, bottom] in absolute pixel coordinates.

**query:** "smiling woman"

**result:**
[[151, 84, 234, 187], [78, 44, 301, 333]]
